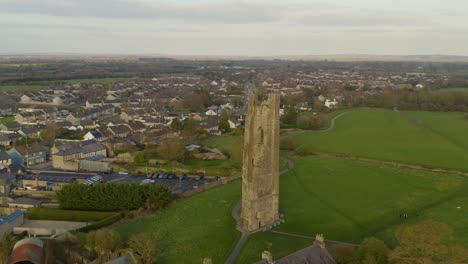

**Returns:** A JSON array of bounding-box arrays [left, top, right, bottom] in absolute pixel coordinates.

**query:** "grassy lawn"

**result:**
[[202, 136, 237, 153], [290, 109, 468, 171], [117, 154, 468, 263], [116, 180, 242, 264], [235, 155, 467, 262], [116, 109, 468, 263], [0, 116, 15, 124]]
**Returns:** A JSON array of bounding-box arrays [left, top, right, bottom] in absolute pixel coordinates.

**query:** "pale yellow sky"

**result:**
[[1, 0, 467, 56]]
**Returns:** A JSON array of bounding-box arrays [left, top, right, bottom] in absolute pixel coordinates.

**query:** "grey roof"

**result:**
[[9, 197, 42, 206], [257, 245, 336, 264], [0, 211, 24, 226], [0, 151, 11, 161]]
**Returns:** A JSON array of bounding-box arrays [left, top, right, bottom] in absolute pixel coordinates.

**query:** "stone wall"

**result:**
[[240, 91, 280, 232]]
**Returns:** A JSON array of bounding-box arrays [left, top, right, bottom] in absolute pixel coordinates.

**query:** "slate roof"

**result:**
[[257, 245, 336, 264], [0, 151, 11, 161]]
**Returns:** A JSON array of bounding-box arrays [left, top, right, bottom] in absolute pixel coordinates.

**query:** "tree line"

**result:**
[[330, 221, 468, 264]]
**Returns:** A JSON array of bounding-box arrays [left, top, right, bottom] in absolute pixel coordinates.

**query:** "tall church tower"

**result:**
[[240, 90, 280, 232]]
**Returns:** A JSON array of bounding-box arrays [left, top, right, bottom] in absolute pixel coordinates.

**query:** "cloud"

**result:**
[[0, 0, 284, 24]]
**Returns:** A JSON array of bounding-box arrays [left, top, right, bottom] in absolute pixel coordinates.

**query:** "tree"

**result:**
[[40, 124, 57, 142], [133, 151, 147, 164], [389, 221, 468, 264], [170, 118, 183, 131], [281, 104, 298, 126], [93, 229, 121, 253], [329, 244, 358, 264], [280, 137, 295, 151], [296, 115, 310, 129], [0, 233, 15, 264], [156, 137, 186, 161], [128, 233, 157, 264], [358, 237, 390, 264], [219, 110, 231, 133]]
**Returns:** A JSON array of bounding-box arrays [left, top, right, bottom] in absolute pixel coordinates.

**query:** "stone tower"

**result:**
[[240, 90, 280, 232]]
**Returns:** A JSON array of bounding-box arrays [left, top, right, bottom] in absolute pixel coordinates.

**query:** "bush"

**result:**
[[28, 208, 115, 222], [76, 213, 124, 233], [295, 147, 314, 156], [57, 183, 172, 211], [280, 137, 295, 151]]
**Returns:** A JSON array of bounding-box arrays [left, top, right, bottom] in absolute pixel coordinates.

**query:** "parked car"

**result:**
[[141, 179, 155, 185], [195, 175, 204, 181], [168, 173, 174, 179], [119, 170, 129, 175], [192, 185, 199, 189], [152, 173, 160, 179], [213, 176, 220, 181], [178, 174, 187, 180], [146, 173, 154, 179]]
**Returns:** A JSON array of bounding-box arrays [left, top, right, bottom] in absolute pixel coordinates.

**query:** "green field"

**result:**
[[115, 154, 468, 263], [202, 136, 237, 153], [116, 180, 242, 263], [115, 109, 468, 263], [291, 109, 468, 171]]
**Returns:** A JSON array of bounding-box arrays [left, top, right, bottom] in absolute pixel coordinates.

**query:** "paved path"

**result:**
[[268, 230, 359, 247]]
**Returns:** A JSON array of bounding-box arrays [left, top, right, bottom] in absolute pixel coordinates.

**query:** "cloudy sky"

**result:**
[[1, 0, 468, 56]]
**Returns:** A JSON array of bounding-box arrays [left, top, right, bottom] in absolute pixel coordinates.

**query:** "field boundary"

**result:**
[[311, 151, 468, 177]]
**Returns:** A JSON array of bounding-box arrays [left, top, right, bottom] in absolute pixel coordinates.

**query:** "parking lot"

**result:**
[[104, 173, 219, 194]]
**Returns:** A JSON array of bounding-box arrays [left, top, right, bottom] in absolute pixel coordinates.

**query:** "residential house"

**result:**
[[15, 110, 48, 125], [0, 122, 21, 133], [83, 131, 105, 142], [126, 121, 146, 133], [0, 151, 12, 169], [8, 144, 46, 166], [0, 134, 11, 146], [52, 141, 108, 171], [0, 173, 15, 198], [107, 125, 132, 138], [18, 127, 41, 138]]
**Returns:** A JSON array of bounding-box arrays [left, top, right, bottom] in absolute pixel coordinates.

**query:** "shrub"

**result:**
[[280, 137, 295, 151], [57, 183, 172, 211], [76, 213, 124, 233], [28, 208, 115, 222], [295, 147, 314, 156]]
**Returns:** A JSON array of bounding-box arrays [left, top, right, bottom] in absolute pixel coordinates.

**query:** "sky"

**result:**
[[1, 0, 468, 56]]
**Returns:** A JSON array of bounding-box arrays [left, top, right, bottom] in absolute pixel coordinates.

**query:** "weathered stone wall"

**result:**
[[240, 91, 280, 232]]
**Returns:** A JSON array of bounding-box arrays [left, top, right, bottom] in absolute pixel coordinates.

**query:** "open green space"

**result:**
[[116, 180, 242, 263], [115, 153, 468, 263], [236, 155, 468, 262], [115, 109, 468, 263], [290, 109, 468, 171], [201, 136, 237, 153]]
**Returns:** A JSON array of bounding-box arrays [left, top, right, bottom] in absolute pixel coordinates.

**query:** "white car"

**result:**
[[119, 170, 129, 175], [141, 179, 155, 184]]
